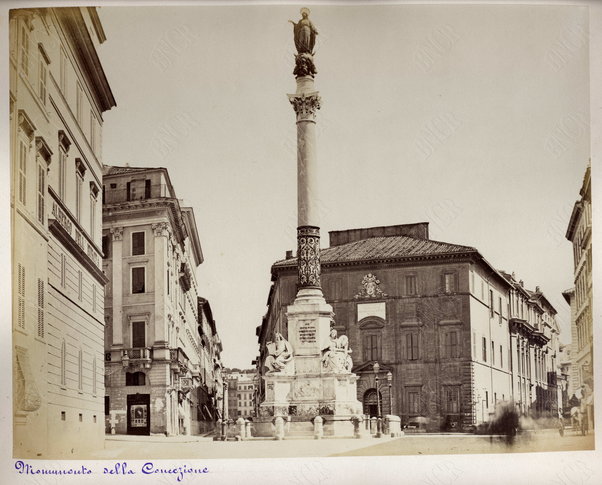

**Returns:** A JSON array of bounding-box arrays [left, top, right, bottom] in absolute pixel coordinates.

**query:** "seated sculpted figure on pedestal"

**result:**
[[321, 328, 353, 373], [264, 332, 294, 374]]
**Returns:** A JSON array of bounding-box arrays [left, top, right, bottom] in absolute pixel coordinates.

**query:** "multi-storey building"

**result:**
[[102, 165, 223, 436], [565, 164, 593, 431], [224, 369, 258, 419], [256, 223, 560, 431], [502, 272, 561, 417], [10, 7, 116, 457]]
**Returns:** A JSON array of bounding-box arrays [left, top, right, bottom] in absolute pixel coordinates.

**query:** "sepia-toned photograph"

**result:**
[[2, 0, 600, 483]]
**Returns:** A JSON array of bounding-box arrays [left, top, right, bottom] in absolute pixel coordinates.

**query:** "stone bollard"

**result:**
[[236, 417, 246, 440], [383, 416, 390, 436], [285, 415, 292, 434], [364, 414, 370, 434], [314, 416, 324, 440], [274, 416, 285, 440], [370, 416, 377, 435], [376, 417, 383, 438], [216, 418, 223, 440], [386, 415, 402, 437], [245, 420, 252, 439], [351, 415, 361, 439]]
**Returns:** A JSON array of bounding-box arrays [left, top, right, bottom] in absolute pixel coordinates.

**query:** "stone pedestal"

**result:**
[[257, 289, 362, 438]]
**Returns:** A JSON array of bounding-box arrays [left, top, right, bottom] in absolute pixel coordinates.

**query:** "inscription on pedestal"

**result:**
[[298, 321, 317, 344]]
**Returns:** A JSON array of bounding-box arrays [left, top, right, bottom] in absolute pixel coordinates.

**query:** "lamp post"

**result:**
[[387, 371, 393, 415], [373, 362, 381, 437], [221, 381, 228, 440]]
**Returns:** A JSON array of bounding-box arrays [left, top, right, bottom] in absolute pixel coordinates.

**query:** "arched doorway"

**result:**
[[363, 389, 382, 417]]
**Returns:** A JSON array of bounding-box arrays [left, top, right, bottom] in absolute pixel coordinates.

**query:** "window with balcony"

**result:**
[[131, 267, 145, 294], [405, 274, 417, 295], [132, 321, 146, 348]]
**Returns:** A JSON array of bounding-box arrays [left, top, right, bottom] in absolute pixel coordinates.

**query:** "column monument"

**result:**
[[258, 8, 362, 438]]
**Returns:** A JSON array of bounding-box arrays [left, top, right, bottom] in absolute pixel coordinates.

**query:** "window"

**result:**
[[126, 371, 146, 386], [90, 112, 97, 151], [500, 345, 503, 369], [60, 47, 67, 94], [37, 278, 44, 338], [58, 147, 67, 199], [92, 285, 97, 313], [79, 413, 83, 422], [407, 388, 421, 415], [131, 267, 145, 293], [443, 331, 458, 358], [37, 163, 45, 223], [132, 231, 145, 255], [102, 235, 110, 259], [90, 194, 96, 238], [405, 275, 417, 295], [76, 83, 83, 123], [491, 341, 495, 365], [78, 349, 83, 391], [444, 273, 456, 293], [472, 332, 476, 358], [363, 334, 381, 362], [482, 337, 487, 362], [60, 340, 66, 387], [105, 396, 110, 415], [20, 23, 30, 75], [75, 172, 83, 222], [132, 321, 146, 348], [18, 138, 27, 205], [406, 333, 419, 361], [61, 411, 66, 421], [92, 357, 97, 395], [485, 391, 489, 408], [77, 270, 82, 301], [444, 386, 460, 413], [60, 253, 66, 288], [489, 290, 494, 317], [17, 263, 25, 329], [167, 269, 170, 294], [38, 52, 48, 103], [498, 297, 503, 324]]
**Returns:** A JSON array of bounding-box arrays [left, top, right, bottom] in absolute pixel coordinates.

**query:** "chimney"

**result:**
[[329, 222, 430, 247], [285, 250, 293, 259]]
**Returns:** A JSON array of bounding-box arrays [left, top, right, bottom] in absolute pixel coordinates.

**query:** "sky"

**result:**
[[95, 3, 590, 370]]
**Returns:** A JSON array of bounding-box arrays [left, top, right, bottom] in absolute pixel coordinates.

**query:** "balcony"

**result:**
[[170, 347, 190, 374], [103, 183, 172, 205], [121, 347, 152, 368]]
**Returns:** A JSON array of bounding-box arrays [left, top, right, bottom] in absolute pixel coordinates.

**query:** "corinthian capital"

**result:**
[[288, 92, 321, 122], [152, 222, 170, 237], [110, 227, 124, 241]]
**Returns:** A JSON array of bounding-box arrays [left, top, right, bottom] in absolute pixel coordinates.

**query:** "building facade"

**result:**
[[256, 223, 561, 432], [565, 164, 593, 431], [102, 165, 223, 436], [224, 369, 258, 419], [10, 7, 116, 457]]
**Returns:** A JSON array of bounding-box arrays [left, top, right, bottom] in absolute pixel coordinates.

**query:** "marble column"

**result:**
[[289, 77, 322, 292], [110, 227, 123, 348]]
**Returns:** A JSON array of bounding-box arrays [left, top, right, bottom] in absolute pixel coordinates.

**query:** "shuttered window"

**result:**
[[17, 264, 25, 329], [37, 278, 44, 338], [18, 140, 27, 205]]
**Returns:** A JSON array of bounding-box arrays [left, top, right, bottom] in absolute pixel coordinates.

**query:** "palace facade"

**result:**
[[10, 7, 116, 457], [102, 165, 224, 436], [256, 223, 561, 432]]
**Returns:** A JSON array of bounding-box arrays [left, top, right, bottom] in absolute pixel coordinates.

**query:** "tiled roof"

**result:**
[[103, 165, 161, 176], [273, 235, 476, 268]]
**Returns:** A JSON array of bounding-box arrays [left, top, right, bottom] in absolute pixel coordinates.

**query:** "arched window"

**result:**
[[126, 371, 146, 386]]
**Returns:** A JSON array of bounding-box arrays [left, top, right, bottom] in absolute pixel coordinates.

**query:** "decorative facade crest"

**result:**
[[288, 92, 321, 122], [297, 225, 321, 288], [354, 273, 387, 299]]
